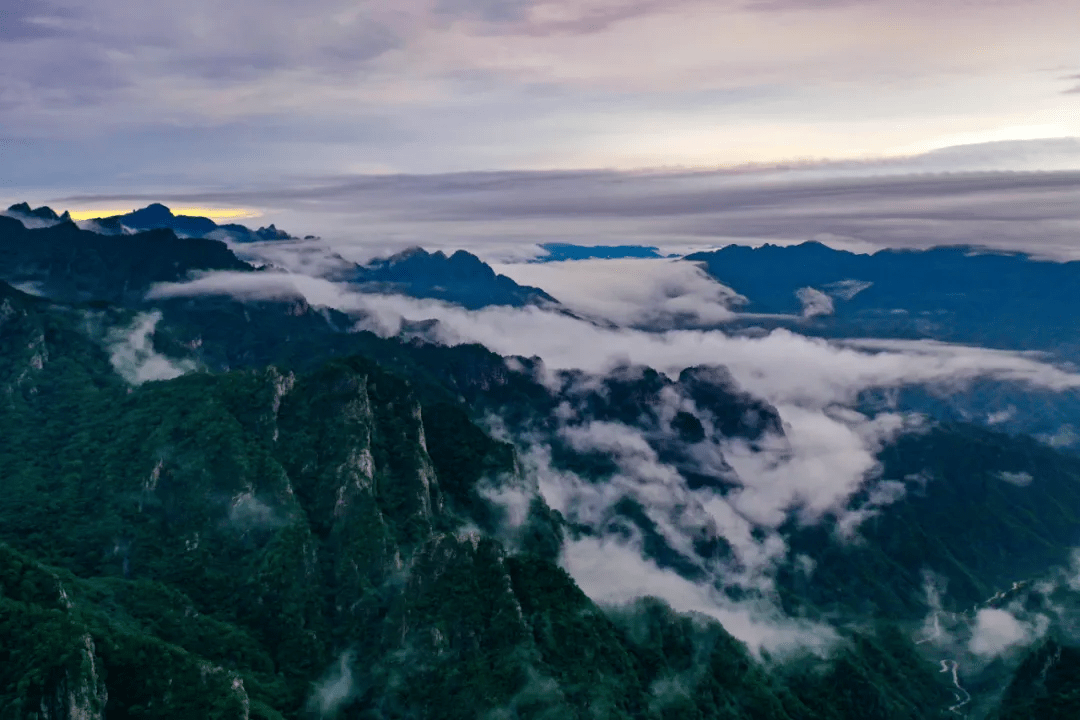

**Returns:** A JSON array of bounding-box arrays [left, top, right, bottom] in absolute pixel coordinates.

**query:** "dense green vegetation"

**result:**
[[2, 216, 1078, 718]]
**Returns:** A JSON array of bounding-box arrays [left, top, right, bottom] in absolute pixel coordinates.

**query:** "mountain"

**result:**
[[5, 202, 71, 224], [780, 425, 1080, 617], [994, 638, 1080, 719], [0, 214, 250, 303], [685, 241, 1080, 445], [3, 215, 1080, 717], [1, 279, 951, 719], [685, 242, 1080, 354], [536, 244, 668, 261], [352, 247, 558, 309], [85, 203, 296, 242]]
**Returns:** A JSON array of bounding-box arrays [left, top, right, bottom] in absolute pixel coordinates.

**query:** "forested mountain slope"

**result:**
[[1, 216, 1078, 718]]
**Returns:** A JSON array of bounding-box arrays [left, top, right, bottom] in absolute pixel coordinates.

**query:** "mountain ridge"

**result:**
[[2, 213, 1079, 717]]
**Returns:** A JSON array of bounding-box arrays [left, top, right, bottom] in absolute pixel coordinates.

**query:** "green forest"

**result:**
[[1, 219, 1079, 719]]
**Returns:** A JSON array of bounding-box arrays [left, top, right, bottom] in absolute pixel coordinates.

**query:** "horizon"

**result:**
[[5, 0, 1079, 263]]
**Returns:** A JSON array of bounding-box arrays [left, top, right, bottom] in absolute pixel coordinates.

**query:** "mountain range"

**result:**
[[1, 202, 1079, 718], [350, 247, 557, 309], [685, 241, 1080, 354]]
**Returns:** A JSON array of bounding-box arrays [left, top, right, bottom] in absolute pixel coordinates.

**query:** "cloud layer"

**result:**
[[52, 147, 1080, 263], [5, 0, 1080, 193], [145, 264, 1080, 653]]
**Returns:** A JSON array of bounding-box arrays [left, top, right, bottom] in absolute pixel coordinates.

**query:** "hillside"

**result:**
[[1, 218, 1079, 718]]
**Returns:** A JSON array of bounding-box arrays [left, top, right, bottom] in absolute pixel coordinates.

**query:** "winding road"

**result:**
[[939, 659, 971, 716]]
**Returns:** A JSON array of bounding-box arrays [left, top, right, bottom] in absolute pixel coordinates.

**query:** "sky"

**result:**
[[3, 0, 1080, 257]]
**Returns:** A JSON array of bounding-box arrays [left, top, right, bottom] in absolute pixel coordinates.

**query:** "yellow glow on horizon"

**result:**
[[173, 206, 263, 220], [897, 123, 1080, 156], [64, 206, 262, 221], [65, 208, 133, 220]]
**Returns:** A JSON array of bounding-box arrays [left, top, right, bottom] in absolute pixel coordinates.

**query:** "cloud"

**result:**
[[59, 148, 1080, 264], [309, 651, 357, 718], [721, 406, 915, 529], [1039, 424, 1079, 448], [492, 258, 748, 327], [105, 311, 197, 384], [824, 279, 872, 301], [995, 471, 1034, 487], [562, 535, 838, 657], [796, 287, 833, 318], [0, 209, 64, 229], [0, 0, 81, 43], [968, 608, 1047, 658], [148, 271, 307, 302], [147, 268, 1080, 408], [5, 0, 1080, 196], [228, 491, 286, 530], [142, 263, 1080, 652]]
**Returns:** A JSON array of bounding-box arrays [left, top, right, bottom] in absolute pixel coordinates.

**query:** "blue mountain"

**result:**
[[686, 241, 1080, 351], [536, 243, 668, 261], [87, 203, 294, 242], [352, 247, 558, 309], [0, 213, 250, 302], [5, 202, 71, 224]]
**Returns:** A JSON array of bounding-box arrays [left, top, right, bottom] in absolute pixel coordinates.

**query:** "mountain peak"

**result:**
[[126, 203, 176, 224], [354, 246, 557, 309], [385, 246, 429, 263], [6, 202, 64, 222], [82, 204, 295, 242]]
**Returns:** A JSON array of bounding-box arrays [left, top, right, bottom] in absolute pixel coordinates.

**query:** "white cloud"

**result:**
[[106, 311, 197, 384], [309, 651, 356, 718], [148, 270, 319, 303], [796, 287, 834, 318], [147, 269, 1080, 534], [995, 471, 1034, 487], [142, 263, 1080, 651], [824, 279, 873, 301], [968, 608, 1047, 658], [1038, 424, 1079, 449], [492, 258, 748, 327], [562, 535, 837, 658], [0, 210, 64, 229], [719, 406, 915, 529]]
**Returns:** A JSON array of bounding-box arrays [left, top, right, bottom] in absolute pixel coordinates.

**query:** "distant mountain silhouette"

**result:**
[[686, 241, 1080, 351], [86, 203, 294, 242], [536, 243, 668, 261], [5, 202, 71, 224], [353, 247, 558, 309], [0, 214, 250, 302]]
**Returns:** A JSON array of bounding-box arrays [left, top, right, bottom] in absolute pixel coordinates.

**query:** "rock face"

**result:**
[[37, 634, 108, 720], [0, 337, 525, 717]]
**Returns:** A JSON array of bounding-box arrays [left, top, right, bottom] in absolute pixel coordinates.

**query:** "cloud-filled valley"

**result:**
[[4, 194, 1080, 716], [6, 0, 1080, 713], [140, 239, 1080, 663]]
